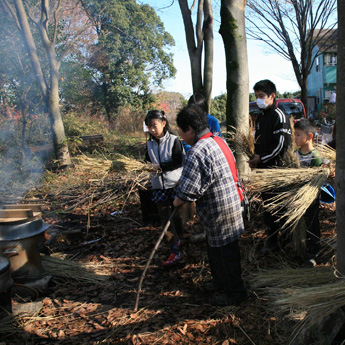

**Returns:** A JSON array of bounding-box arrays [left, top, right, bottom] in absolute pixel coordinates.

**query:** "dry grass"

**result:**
[[41, 254, 113, 284], [111, 153, 151, 173], [314, 143, 336, 164], [250, 266, 337, 289], [249, 265, 344, 343], [72, 155, 112, 178], [246, 167, 329, 232], [246, 167, 328, 193], [266, 169, 329, 230], [226, 127, 255, 160], [281, 146, 300, 168]]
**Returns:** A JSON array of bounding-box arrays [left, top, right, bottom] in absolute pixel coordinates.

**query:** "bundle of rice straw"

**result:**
[[247, 167, 329, 230], [247, 167, 328, 193], [249, 266, 344, 343], [250, 266, 336, 289], [111, 153, 153, 173], [226, 127, 255, 160], [73, 155, 112, 175], [276, 279, 345, 341], [314, 143, 336, 165], [281, 145, 301, 168], [42, 254, 111, 284]]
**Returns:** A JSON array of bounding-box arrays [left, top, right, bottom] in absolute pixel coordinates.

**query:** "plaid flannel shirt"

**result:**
[[176, 136, 244, 247]]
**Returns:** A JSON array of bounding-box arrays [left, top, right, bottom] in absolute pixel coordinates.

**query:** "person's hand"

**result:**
[[147, 163, 161, 172], [173, 197, 185, 208], [248, 154, 261, 169]]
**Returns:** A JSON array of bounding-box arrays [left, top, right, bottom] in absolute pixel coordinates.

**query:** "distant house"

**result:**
[[307, 29, 337, 112]]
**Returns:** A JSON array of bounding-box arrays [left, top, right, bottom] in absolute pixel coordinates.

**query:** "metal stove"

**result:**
[[0, 204, 49, 282]]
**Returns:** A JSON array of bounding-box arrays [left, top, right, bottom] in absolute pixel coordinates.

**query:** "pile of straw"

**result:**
[[73, 155, 112, 176], [247, 167, 329, 230], [249, 266, 344, 342], [226, 127, 255, 160], [247, 167, 328, 193], [281, 146, 300, 168], [250, 266, 337, 289], [314, 143, 336, 165], [72, 153, 155, 176], [41, 254, 112, 284], [111, 154, 153, 173]]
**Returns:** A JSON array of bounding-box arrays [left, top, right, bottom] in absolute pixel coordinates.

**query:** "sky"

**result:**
[[140, 0, 300, 98]]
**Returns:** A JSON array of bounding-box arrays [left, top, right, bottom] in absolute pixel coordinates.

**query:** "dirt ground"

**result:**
[[1, 166, 338, 345]]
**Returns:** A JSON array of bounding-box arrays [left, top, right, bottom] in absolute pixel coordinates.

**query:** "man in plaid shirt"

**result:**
[[173, 104, 247, 306]]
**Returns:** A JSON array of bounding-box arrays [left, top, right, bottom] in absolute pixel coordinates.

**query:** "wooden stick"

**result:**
[[134, 207, 178, 311]]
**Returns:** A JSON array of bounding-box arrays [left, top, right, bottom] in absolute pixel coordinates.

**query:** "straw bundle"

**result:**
[[73, 155, 112, 176], [276, 279, 345, 336], [314, 143, 336, 165], [247, 167, 328, 193], [111, 154, 153, 173], [281, 146, 301, 168], [226, 127, 255, 160], [265, 168, 329, 230], [41, 254, 112, 284], [0, 316, 16, 334], [249, 266, 344, 342], [250, 266, 337, 289]]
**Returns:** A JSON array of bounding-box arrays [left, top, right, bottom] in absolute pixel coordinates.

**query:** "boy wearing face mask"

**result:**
[[248, 79, 292, 169], [248, 79, 292, 252]]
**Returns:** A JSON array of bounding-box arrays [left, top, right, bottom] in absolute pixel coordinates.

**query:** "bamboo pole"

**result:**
[[134, 207, 178, 311]]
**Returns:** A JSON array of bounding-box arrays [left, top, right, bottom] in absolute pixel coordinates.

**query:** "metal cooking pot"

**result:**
[[0, 217, 49, 241], [0, 256, 12, 292]]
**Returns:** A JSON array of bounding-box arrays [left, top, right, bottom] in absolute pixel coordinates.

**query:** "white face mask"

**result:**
[[256, 98, 269, 109]]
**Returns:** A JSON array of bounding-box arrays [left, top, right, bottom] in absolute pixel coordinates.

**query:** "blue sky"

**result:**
[[141, 0, 300, 98]]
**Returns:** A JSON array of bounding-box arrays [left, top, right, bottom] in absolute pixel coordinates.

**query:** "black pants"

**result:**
[[207, 240, 246, 295], [262, 192, 281, 242], [305, 196, 321, 256]]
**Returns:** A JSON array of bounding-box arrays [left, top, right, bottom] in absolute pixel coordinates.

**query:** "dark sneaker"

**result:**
[[204, 281, 221, 292], [190, 232, 206, 243], [212, 292, 247, 306], [163, 253, 181, 267]]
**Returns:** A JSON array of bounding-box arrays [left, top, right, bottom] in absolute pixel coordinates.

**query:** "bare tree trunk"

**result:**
[[178, 0, 213, 109], [219, 0, 249, 175], [12, 0, 71, 166], [335, 0, 345, 275], [202, 0, 213, 109], [300, 77, 309, 115]]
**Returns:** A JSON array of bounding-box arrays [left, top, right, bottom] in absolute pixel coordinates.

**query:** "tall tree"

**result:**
[[246, 0, 337, 112], [178, 0, 213, 109], [0, 0, 95, 165], [336, 0, 345, 275], [220, 0, 249, 174], [82, 0, 176, 120]]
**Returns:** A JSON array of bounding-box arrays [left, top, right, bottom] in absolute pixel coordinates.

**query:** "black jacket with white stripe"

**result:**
[[254, 103, 292, 168]]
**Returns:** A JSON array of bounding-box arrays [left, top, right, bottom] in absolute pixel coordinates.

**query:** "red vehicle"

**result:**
[[249, 98, 307, 123]]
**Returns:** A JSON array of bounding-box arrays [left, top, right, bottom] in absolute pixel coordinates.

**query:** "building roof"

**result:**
[[313, 29, 337, 53]]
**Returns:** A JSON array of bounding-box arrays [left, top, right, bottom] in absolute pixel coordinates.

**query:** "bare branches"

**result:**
[[246, 0, 337, 109], [53, 0, 62, 44]]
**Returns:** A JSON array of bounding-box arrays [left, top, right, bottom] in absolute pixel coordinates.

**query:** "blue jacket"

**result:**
[[183, 114, 221, 153]]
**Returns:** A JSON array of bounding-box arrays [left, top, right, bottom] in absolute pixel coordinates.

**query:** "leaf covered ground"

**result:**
[[1, 144, 338, 345]]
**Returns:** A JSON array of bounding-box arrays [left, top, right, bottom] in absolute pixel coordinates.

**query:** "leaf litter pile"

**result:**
[[1, 151, 338, 345]]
